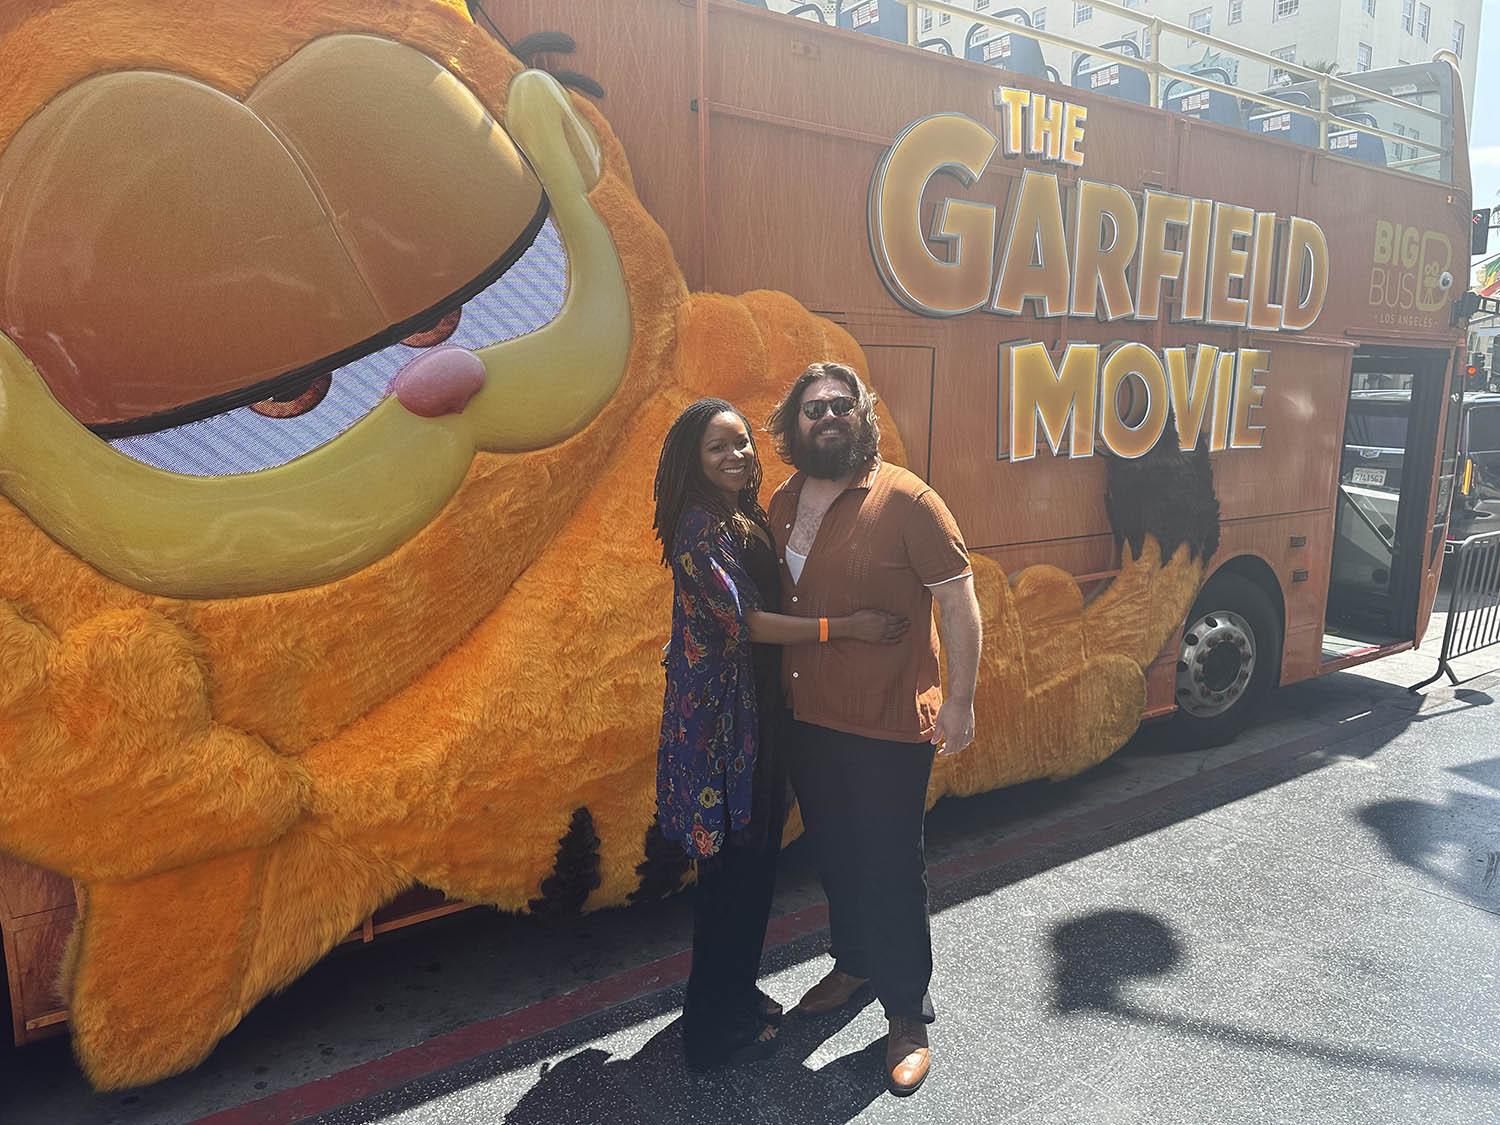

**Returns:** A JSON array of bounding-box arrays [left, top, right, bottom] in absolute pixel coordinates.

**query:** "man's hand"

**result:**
[[931, 697, 975, 755], [929, 574, 982, 757]]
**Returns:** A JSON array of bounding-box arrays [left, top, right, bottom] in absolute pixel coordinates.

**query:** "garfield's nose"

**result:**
[[392, 345, 486, 418]]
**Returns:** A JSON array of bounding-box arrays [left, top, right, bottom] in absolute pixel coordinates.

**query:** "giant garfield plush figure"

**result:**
[[0, 0, 1216, 1089]]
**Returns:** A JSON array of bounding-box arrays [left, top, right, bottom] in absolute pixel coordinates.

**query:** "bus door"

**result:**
[[1324, 347, 1450, 654]]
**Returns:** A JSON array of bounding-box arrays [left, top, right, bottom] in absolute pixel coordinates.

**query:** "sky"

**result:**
[[1469, 7, 1500, 271]]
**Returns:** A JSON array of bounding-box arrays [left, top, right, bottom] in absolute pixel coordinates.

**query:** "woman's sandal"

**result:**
[[685, 1015, 780, 1071], [721, 1019, 778, 1066], [754, 989, 784, 1026]]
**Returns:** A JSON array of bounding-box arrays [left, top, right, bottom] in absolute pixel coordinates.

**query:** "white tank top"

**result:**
[[785, 545, 807, 584]]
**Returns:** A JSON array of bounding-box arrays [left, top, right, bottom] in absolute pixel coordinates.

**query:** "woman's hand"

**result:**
[[841, 609, 909, 644]]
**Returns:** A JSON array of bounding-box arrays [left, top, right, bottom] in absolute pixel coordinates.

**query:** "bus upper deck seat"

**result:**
[[964, 15, 1048, 80], [1072, 41, 1150, 105], [1246, 90, 1318, 147], [1328, 111, 1388, 165], [1163, 69, 1241, 127], [741, 0, 828, 17], [835, 0, 906, 42]]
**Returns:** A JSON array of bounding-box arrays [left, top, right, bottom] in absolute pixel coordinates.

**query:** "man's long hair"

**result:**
[[652, 398, 768, 565], [766, 361, 880, 470]]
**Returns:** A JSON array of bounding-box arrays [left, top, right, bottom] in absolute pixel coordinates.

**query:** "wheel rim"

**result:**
[[1176, 609, 1256, 719]]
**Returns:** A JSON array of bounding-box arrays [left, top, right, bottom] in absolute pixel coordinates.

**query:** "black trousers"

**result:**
[[682, 740, 788, 1061], [788, 720, 937, 1024]]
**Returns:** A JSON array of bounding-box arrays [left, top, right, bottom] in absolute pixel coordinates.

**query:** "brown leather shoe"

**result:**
[[885, 1016, 930, 1095], [794, 968, 870, 1014]]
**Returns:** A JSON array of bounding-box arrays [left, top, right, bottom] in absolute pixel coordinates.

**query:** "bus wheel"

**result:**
[[1171, 573, 1281, 749]]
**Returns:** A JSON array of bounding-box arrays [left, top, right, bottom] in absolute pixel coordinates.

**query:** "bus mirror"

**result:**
[[1473, 207, 1492, 255]]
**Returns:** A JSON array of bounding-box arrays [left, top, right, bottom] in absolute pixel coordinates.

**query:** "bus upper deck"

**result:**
[[753, 0, 1465, 187]]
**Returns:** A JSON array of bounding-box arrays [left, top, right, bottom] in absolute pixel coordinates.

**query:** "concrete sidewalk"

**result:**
[[3, 638, 1498, 1124], [284, 661, 1500, 1125]]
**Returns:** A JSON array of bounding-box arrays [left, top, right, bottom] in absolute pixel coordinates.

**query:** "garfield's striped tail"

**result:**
[[931, 422, 1219, 801]]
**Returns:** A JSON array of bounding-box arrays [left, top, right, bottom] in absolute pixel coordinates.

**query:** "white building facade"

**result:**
[[764, 2, 1481, 132]]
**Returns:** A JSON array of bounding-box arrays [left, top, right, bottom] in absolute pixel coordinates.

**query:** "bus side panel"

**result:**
[[0, 852, 74, 1045]]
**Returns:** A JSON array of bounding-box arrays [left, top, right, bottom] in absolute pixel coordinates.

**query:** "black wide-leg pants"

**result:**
[[682, 730, 788, 1063], [788, 720, 937, 1024]]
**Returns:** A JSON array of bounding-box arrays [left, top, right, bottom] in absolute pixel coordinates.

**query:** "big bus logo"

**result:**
[[1370, 221, 1452, 315]]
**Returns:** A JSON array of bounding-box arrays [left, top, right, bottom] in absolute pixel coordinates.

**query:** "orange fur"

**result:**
[[0, 0, 1207, 1088]]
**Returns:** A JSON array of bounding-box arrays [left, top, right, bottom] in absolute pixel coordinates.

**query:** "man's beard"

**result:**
[[794, 421, 865, 479]]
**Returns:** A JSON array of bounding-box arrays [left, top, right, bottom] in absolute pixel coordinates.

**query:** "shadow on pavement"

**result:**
[[1045, 909, 1500, 1091], [306, 971, 889, 1125], [500, 1001, 889, 1125], [1357, 753, 1500, 909], [0, 665, 1465, 1123]]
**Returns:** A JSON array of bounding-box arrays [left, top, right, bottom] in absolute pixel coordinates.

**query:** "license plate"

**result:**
[[1352, 467, 1387, 486]]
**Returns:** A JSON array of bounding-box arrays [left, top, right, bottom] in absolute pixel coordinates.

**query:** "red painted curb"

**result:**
[[191, 702, 1406, 1124]]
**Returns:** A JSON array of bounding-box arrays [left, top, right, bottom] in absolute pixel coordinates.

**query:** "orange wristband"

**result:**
[[818, 617, 829, 643]]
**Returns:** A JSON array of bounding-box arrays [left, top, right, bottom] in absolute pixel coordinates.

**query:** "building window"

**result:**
[[1362, 0, 1375, 15], [1401, 0, 1413, 32], [1417, 4, 1429, 41], [1125, 0, 1141, 7], [1357, 42, 1372, 71], [1190, 8, 1211, 34], [939, 10, 951, 23], [1121, 30, 1137, 52], [1229, 0, 1244, 24], [1274, 0, 1300, 19], [1142, 29, 1152, 58], [1452, 20, 1465, 57], [1075, 3, 1092, 25], [921, 9, 933, 31], [1034, 8, 1047, 31], [1270, 45, 1297, 85], [976, 0, 989, 9], [1072, 50, 1087, 75]]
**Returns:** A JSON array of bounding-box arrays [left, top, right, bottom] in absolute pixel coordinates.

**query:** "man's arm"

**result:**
[[929, 574, 982, 755]]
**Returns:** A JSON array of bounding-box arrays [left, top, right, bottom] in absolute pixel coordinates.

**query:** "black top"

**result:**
[[722, 524, 789, 854], [741, 529, 784, 712]]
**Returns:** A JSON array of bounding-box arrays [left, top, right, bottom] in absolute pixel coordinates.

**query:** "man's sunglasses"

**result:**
[[801, 395, 857, 421]]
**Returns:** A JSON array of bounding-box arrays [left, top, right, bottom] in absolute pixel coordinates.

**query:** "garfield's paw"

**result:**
[[0, 605, 310, 882], [935, 652, 1145, 801]]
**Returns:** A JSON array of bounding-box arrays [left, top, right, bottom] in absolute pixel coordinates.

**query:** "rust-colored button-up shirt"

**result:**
[[768, 460, 971, 743]]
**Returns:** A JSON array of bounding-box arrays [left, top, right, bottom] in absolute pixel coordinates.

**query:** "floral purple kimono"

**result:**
[[657, 506, 764, 859]]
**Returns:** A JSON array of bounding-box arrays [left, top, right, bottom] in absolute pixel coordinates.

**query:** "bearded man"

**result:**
[[765, 361, 983, 1096]]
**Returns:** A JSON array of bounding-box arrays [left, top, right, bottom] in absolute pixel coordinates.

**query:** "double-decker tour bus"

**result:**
[[0, 0, 1476, 1087]]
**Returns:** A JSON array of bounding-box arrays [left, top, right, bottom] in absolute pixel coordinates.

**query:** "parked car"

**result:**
[[1447, 391, 1500, 547], [1341, 389, 1500, 555]]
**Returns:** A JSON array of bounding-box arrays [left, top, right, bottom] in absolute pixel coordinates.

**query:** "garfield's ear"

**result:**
[[467, 8, 608, 100]]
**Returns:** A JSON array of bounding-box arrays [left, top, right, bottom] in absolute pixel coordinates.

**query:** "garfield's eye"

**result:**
[[106, 218, 568, 477], [402, 310, 462, 349], [250, 375, 332, 418]]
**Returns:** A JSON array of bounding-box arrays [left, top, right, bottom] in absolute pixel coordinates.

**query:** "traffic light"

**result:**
[[1474, 207, 1493, 255], [1468, 353, 1488, 391]]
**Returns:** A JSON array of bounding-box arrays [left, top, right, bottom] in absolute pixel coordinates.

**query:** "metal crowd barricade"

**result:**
[[1410, 530, 1500, 691]]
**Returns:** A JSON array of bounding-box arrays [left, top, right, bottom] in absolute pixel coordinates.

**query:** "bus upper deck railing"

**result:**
[[754, 0, 1460, 185], [902, 0, 1456, 179], [1409, 531, 1500, 691]]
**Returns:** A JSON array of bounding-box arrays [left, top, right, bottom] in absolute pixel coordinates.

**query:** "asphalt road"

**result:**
[[2, 633, 1498, 1124]]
